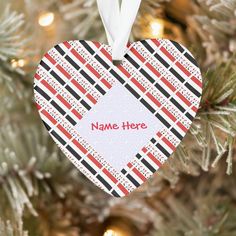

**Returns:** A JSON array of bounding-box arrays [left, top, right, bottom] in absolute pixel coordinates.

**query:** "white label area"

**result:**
[[76, 82, 163, 171]]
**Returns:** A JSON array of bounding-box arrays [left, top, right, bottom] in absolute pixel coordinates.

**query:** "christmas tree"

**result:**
[[0, 0, 236, 235]]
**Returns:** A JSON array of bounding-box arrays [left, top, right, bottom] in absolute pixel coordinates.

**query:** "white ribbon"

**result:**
[[97, 0, 142, 61]]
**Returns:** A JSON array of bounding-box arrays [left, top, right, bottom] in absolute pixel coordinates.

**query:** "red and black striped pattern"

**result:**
[[34, 39, 202, 197]]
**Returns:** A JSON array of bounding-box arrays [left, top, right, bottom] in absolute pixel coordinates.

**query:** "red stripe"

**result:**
[[35, 73, 41, 80], [160, 47, 175, 62], [72, 139, 87, 154], [92, 41, 101, 48], [100, 48, 111, 60], [87, 154, 102, 169], [101, 78, 112, 89], [56, 64, 71, 79], [156, 132, 162, 138], [45, 53, 56, 65], [71, 79, 86, 94], [36, 103, 42, 110], [86, 64, 101, 78], [146, 62, 161, 77], [142, 147, 147, 153], [72, 109, 82, 120], [71, 48, 86, 64], [127, 162, 132, 168], [177, 122, 188, 132], [162, 137, 175, 151], [119, 66, 131, 78], [127, 163, 146, 182], [151, 39, 161, 47], [63, 41, 71, 49], [56, 94, 71, 109], [86, 94, 97, 104], [130, 47, 145, 63], [41, 80, 56, 94], [176, 62, 191, 77], [57, 124, 72, 139], [191, 76, 202, 88], [41, 109, 57, 125], [161, 77, 176, 92], [192, 106, 198, 112], [146, 92, 161, 107], [103, 169, 118, 184], [132, 167, 146, 181], [162, 107, 177, 122], [176, 92, 191, 107], [118, 183, 129, 195], [147, 152, 161, 167], [131, 78, 146, 93]]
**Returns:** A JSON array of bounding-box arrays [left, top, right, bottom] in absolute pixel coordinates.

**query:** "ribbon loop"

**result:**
[[97, 0, 141, 61]]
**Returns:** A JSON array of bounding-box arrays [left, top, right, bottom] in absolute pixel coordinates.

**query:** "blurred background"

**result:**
[[0, 0, 236, 235]]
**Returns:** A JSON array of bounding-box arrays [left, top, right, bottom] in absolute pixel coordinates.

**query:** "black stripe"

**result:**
[[80, 70, 95, 85], [151, 138, 156, 144], [141, 159, 155, 173], [170, 98, 185, 113], [81, 100, 91, 110], [42, 121, 51, 131], [185, 82, 201, 97], [51, 100, 66, 115], [111, 190, 120, 197], [125, 54, 140, 69], [66, 145, 82, 160], [66, 115, 76, 125], [50, 70, 65, 85], [156, 143, 170, 157], [80, 40, 95, 55], [97, 175, 112, 190], [136, 154, 142, 159], [126, 174, 140, 187], [95, 84, 106, 95], [110, 69, 125, 84], [35, 86, 50, 101], [154, 53, 170, 68], [186, 112, 194, 121], [51, 131, 66, 145], [125, 84, 141, 99], [65, 85, 81, 100], [184, 52, 198, 67], [155, 113, 171, 128], [95, 55, 110, 69], [40, 61, 50, 71], [55, 45, 65, 56], [141, 40, 155, 53], [140, 69, 155, 84], [170, 68, 185, 83], [81, 160, 96, 175], [65, 55, 80, 70], [170, 40, 184, 53], [140, 99, 156, 114], [155, 83, 170, 98], [171, 128, 183, 140], [121, 169, 127, 174]]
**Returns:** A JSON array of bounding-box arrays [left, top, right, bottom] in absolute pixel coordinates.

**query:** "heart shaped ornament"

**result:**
[[34, 39, 202, 197]]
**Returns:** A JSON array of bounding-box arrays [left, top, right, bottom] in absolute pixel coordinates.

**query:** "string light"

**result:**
[[103, 229, 119, 236], [11, 59, 26, 68], [150, 19, 164, 38], [38, 12, 55, 27]]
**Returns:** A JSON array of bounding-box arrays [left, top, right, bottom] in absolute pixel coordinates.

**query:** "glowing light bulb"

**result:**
[[103, 229, 119, 236], [150, 19, 164, 38], [104, 229, 117, 236], [11, 59, 26, 68], [38, 12, 54, 27]]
